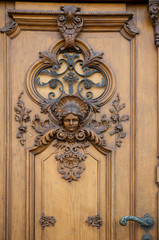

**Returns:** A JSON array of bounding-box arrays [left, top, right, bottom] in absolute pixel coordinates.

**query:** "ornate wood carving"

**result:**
[[0, 20, 21, 39], [109, 94, 129, 147], [5, 9, 139, 40], [149, 0, 159, 47], [120, 18, 139, 41], [32, 96, 110, 181], [14, 92, 31, 146], [85, 214, 102, 229], [57, 6, 83, 51], [14, 6, 129, 181], [39, 213, 56, 229]]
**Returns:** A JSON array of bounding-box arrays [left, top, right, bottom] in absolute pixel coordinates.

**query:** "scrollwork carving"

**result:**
[[14, 92, 31, 146]]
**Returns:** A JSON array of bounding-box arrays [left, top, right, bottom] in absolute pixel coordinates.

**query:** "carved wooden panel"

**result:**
[[0, 2, 158, 240]]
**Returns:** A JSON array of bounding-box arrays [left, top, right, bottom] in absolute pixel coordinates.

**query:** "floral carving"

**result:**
[[14, 92, 31, 146], [109, 94, 129, 147], [39, 213, 56, 229], [85, 214, 102, 229], [57, 5, 83, 50]]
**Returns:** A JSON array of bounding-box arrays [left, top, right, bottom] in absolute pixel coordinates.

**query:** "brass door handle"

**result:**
[[120, 213, 154, 232]]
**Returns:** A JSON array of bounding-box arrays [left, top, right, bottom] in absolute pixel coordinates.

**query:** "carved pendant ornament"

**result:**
[[15, 6, 129, 182]]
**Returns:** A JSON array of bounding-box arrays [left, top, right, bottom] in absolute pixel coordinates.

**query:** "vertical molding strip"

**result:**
[[5, 35, 12, 240], [130, 37, 137, 240], [158, 48, 159, 158], [148, 1, 159, 239]]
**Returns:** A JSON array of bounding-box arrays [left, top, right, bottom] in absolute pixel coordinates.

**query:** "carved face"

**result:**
[[63, 114, 79, 132]]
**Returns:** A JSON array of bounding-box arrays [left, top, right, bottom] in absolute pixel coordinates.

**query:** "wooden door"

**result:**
[[0, 1, 158, 240]]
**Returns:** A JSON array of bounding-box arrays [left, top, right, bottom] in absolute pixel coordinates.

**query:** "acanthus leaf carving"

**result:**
[[57, 5, 83, 50], [39, 51, 59, 65], [82, 48, 104, 68]]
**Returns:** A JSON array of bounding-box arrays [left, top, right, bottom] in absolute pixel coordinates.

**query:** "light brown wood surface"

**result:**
[[0, 1, 158, 240]]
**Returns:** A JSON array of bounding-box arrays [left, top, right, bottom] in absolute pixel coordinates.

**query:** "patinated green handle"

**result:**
[[120, 213, 154, 232]]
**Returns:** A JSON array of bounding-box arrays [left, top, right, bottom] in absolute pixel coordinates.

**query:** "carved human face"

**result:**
[[63, 114, 79, 133]]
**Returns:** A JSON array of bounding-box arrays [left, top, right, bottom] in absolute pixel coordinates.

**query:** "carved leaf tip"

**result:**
[[39, 51, 59, 65], [83, 49, 104, 67]]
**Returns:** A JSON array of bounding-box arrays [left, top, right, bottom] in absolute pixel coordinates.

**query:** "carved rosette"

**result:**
[[149, 0, 159, 47], [85, 214, 102, 229]]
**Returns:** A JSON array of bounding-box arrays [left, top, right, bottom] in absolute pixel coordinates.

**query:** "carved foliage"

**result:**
[[14, 92, 31, 146], [149, 1, 159, 46], [85, 214, 102, 229], [109, 94, 129, 147], [57, 5, 83, 50], [39, 213, 56, 229]]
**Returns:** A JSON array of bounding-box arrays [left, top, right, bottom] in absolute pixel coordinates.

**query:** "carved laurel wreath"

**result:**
[[14, 5, 129, 182]]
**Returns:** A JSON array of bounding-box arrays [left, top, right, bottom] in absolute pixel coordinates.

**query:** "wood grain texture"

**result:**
[[0, 2, 158, 240]]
